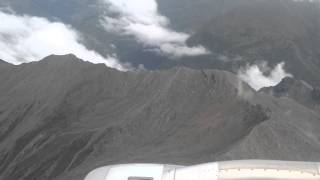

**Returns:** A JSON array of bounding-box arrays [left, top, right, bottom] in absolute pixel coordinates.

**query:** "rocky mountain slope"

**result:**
[[187, 0, 320, 86], [0, 55, 319, 180], [261, 77, 320, 111]]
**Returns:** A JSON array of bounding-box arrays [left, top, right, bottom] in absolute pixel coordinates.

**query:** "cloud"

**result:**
[[0, 11, 129, 71], [237, 80, 254, 100], [238, 62, 292, 90], [101, 0, 209, 58]]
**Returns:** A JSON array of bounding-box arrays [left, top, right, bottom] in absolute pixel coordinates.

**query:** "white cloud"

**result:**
[[238, 62, 292, 90], [0, 11, 129, 71], [101, 0, 209, 58]]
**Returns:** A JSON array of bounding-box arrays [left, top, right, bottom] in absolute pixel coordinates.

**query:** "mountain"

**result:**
[[260, 77, 320, 111], [218, 81, 320, 161], [187, 0, 320, 86], [0, 55, 319, 180], [0, 59, 8, 65], [0, 59, 12, 70], [1, 0, 320, 76], [0, 0, 174, 69], [157, 0, 257, 31]]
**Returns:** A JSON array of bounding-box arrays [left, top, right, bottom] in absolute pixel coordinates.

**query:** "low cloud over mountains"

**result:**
[[239, 62, 292, 90], [0, 11, 128, 71], [101, 0, 209, 58], [0, 1, 320, 179]]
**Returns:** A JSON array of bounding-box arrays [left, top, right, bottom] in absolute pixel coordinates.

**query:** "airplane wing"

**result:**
[[85, 160, 320, 180]]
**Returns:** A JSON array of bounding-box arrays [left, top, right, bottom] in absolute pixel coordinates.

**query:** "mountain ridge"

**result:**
[[187, 0, 320, 86], [0, 1, 320, 179], [0, 55, 319, 180]]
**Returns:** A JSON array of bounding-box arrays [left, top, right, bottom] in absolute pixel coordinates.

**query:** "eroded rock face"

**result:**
[[0, 55, 319, 180], [312, 88, 320, 104], [0, 55, 269, 180], [261, 77, 320, 111]]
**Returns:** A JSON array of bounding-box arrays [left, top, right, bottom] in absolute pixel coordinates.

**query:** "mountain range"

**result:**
[[0, 0, 320, 180], [1, 0, 319, 75], [0, 54, 319, 180]]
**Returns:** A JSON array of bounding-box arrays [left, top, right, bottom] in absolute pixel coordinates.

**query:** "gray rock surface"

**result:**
[[261, 77, 320, 111], [0, 55, 319, 180], [188, 0, 320, 86]]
